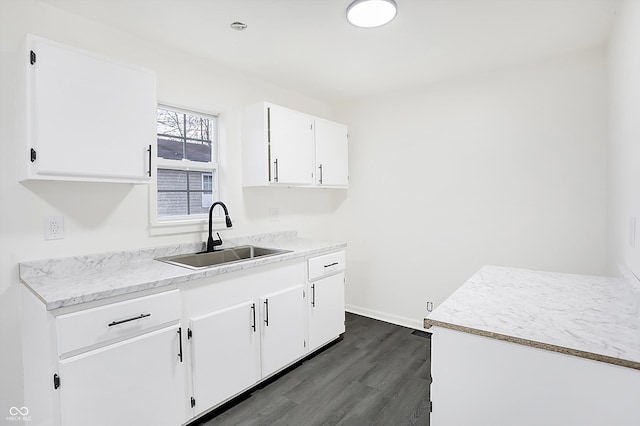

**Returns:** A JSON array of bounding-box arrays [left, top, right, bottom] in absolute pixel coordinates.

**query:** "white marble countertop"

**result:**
[[20, 231, 346, 310], [425, 265, 640, 370]]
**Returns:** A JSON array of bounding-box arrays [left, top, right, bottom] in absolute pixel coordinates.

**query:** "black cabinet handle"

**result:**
[[264, 299, 269, 326], [311, 284, 316, 307], [324, 262, 339, 268], [108, 313, 151, 327], [147, 145, 152, 177], [177, 327, 183, 363], [273, 159, 279, 182], [251, 303, 256, 332]]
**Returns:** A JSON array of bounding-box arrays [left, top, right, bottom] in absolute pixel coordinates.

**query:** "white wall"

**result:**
[[333, 49, 609, 329], [0, 0, 343, 414], [608, 0, 640, 277]]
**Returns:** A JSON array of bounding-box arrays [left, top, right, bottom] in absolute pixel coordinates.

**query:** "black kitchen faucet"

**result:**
[[207, 201, 233, 252]]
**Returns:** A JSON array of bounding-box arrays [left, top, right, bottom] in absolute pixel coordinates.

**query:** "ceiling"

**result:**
[[37, 0, 619, 104]]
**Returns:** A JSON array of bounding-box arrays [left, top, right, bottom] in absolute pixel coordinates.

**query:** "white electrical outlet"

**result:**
[[426, 301, 434, 312], [44, 216, 64, 240]]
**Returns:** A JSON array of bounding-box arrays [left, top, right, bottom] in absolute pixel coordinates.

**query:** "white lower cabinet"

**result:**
[[189, 301, 260, 416], [307, 250, 346, 352], [183, 261, 308, 420], [188, 283, 306, 417], [20, 288, 188, 426], [260, 285, 306, 377], [21, 251, 346, 426], [308, 273, 346, 351], [58, 325, 185, 426]]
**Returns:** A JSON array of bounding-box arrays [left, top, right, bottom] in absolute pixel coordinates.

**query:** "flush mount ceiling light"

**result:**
[[346, 0, 397, 28]]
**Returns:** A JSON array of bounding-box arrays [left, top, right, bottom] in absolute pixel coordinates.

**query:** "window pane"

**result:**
[[157, 107, 214, 163], [157, 136, 185, 161], [190, 192, 210, 215], [157, 169, 215, 217], [185, 115, 210, 141], [157, 169, 187, 191], [158, 192, 188, 217], [185, 140, 211, 163], [157, 109, 183, 137]]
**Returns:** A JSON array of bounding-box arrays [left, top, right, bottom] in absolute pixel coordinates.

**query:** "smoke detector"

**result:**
[[230, 21, 247, 31]]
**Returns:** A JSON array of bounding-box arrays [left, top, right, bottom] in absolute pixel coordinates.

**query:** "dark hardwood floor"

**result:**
[[195, 313, 431, 426]]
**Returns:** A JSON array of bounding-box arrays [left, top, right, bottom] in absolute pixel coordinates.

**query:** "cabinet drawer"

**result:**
[[56, 290, 180, 356], [308, 251, 346, 281]]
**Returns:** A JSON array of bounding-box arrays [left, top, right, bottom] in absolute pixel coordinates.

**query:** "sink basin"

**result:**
[[156, 245, 291, 270]]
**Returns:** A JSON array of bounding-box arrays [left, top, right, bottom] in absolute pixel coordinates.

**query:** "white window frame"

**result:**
[[149, 104, 222, 235]]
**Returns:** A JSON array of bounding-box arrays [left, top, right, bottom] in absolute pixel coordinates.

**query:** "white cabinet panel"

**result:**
[[308, 273, 346, 351], [260, 285, 305, 377], [20, 34, 156, 183], [189, 301, 260, 415], [269, 105, 314, 185], [58, 325, 185, 426], [315, 119, 349, 187]]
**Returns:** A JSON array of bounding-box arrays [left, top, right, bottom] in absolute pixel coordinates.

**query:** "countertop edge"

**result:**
[[424, 318, 640, 371]]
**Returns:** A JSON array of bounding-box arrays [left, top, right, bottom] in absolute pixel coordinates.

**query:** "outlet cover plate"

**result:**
[[44, 216, 64, 240]]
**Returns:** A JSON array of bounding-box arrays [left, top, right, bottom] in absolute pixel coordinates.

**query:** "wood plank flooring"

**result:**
[[194, 313, 431, 426]]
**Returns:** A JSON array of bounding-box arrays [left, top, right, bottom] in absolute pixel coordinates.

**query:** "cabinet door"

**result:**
[[189, 301, 260, 415], [315, 119, 349, 187], [28, 35, 155, 182], [268, 105, 314, 185], [308, 273, 346, 351], [58, 325, 185, 426], [260, 285, 305, 377]]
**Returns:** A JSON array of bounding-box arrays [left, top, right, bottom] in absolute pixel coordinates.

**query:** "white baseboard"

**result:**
[[345, 304, 427, 331]]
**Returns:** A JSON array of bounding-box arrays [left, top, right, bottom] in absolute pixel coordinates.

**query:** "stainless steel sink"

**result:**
[[156, 245, 291, 270]]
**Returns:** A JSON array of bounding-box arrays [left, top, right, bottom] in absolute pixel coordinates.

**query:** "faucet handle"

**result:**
[[207, 232, 223, 252]]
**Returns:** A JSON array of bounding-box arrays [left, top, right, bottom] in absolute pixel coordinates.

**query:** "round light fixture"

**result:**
[[346, 0, 397, 28]]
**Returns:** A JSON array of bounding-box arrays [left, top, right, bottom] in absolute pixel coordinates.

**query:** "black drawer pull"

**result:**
[[324, 262, 339, 268], [108, 313, 151, 327]]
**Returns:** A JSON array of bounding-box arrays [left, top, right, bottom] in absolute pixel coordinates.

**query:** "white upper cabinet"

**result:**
[[314, 118, 349, 187], [18, 34, 156, 183], [269, 105, 315, 185], [242, 102, 348, 188]]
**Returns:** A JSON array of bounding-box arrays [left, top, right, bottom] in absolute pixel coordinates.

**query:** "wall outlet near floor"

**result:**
[[44, 216, 64, 240], [426, 301, 434, 312]]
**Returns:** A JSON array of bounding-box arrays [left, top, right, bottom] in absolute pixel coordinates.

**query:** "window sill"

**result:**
[[149, 216, 229, 236]]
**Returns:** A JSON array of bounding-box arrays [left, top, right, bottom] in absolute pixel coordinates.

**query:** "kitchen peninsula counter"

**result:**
[[424, 265, 640, 369], [425, 265, 640, 426]]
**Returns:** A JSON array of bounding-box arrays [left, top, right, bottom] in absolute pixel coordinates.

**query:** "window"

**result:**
[[153, 106, 219, 224]]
